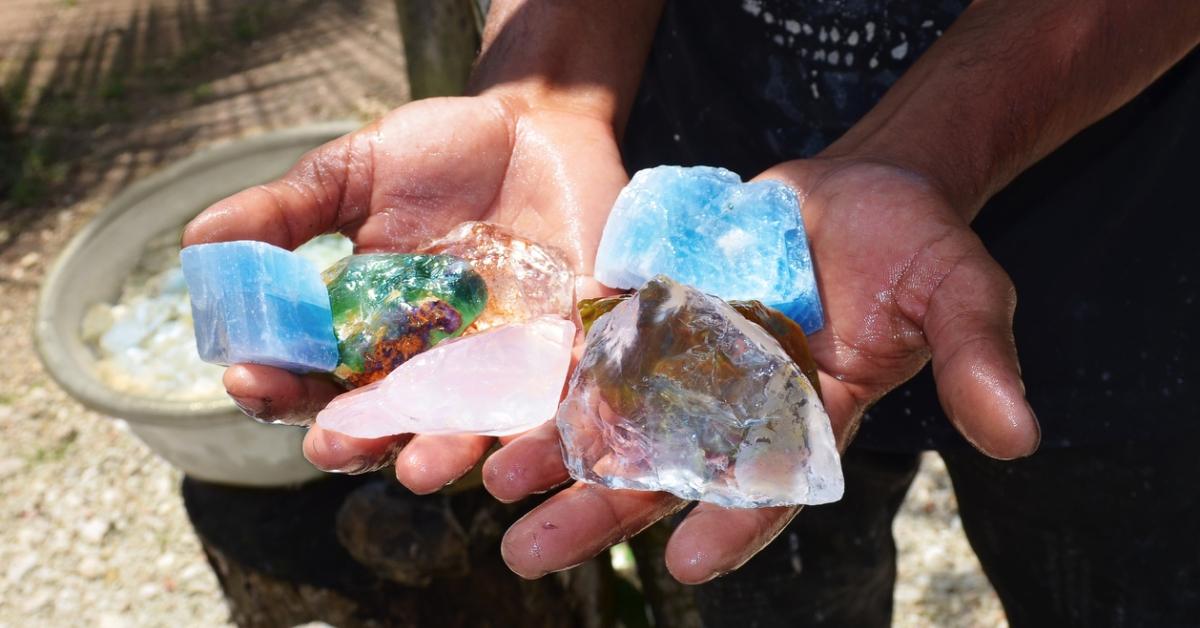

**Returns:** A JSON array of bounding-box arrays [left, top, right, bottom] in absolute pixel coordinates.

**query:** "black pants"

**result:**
[[693, 441, 1200, 628]]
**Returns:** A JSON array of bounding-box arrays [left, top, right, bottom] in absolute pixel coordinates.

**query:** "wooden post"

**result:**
[[395, 0, 482, 99]]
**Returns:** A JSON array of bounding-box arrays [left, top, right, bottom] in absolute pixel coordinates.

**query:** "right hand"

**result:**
[[182, 93, 629, 491]]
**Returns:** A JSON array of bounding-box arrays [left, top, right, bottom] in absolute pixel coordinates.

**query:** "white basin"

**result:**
[[35, 122, 359, 487]]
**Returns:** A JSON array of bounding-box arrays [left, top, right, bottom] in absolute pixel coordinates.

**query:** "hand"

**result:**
[[182, 94, 628, 491], [487, 157, 1039, 583]]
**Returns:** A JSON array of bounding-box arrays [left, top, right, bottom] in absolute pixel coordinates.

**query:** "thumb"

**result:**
[[922, 245, 1040, 459], [181, 125, 375, 250]]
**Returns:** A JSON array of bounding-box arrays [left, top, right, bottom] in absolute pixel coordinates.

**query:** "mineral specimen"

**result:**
[[418, 222, 575, 332], [181, 240, 339, 373], [323, 254, 488, 388], [728, 300, 822, 397], [316, 317, 575, 437], [593, 166, 824, 333], [578, 294, 822, 396], [577, 293, 632, 334], [558, 276, 842, 507]]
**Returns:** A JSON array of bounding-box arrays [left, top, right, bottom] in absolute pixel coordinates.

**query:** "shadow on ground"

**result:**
[[0, 0, 403, 253]]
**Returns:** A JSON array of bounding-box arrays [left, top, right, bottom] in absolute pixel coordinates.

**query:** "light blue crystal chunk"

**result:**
[[181, 241, 339, 373], [594, 166, 824, 333]]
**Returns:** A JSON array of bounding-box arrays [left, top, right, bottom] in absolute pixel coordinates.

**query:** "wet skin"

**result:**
[[184, 94, 1037, 585]]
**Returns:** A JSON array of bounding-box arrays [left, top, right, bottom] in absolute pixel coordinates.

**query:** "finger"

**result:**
[[502, 484, 685, 579], [223, 364, 343, 425], [484, 422, 571, 502], [575, 275, 620, 301], [183, 99, 523, 252], [664, 503, 799, 584], [394, 434, 495, 494], [923, 250, 1040, 459], [483, 276, 617, 503], [181, 126, 376, 249], [303, 423, 408, 474]]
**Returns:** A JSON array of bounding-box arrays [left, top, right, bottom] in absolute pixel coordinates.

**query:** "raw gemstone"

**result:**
[[558, 276, 843, 507], [181, 240, 339, 372], [728, 300, 822, 397], [577, 293, 632, 334], [579, 294, 822, 396], [593, 166, 824, 333], [323, 254, 488, 388], [418, 222, 574, 332], [316, 317, 576, 437]]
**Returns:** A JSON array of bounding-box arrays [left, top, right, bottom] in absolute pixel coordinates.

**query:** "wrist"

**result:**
[[820, 129, 990, 221], [468, 80, 623, 132], [464, 0, 663, 136]]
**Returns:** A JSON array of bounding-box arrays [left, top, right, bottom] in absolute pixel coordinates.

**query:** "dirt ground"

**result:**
[[0, 1, 1006, 626]]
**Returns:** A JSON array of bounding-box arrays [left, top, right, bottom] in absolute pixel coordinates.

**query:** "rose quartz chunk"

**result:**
[[316, 317, 575, 437]]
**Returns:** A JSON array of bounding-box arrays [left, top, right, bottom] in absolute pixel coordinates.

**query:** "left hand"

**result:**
[[488, 156, 1040, 584]]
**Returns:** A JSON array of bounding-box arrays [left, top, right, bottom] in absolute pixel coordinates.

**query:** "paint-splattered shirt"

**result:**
[[624, 0, 1200, 450], [625, 0, 968, 173]]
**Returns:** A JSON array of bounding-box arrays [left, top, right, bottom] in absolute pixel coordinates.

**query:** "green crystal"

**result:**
[[323, 254, 487, 387]]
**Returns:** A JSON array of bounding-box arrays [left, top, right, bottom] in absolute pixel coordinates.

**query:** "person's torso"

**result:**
[[624, 0, 1200, 451]]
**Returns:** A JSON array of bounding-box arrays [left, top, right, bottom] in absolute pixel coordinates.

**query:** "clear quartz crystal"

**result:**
[[557, 276, 843, 507], [419, 222, 575, 333]]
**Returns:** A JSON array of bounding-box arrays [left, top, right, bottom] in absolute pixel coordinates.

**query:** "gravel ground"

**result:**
[[1, 1, 1008, 626], [893, 453, 1009, 628]]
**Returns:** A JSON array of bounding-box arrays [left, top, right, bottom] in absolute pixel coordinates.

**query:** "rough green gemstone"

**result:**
[[323, 253, 488, 387]]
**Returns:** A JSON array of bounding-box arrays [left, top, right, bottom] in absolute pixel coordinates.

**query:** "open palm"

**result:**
[[488, 158, 1040, 584], [183, 95, 628, 490]]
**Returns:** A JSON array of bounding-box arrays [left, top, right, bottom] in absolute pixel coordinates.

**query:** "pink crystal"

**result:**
[[316, 317, 576, 437]]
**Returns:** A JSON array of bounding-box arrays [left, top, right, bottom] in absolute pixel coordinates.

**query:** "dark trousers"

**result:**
[[694, 441, 1200, 628]]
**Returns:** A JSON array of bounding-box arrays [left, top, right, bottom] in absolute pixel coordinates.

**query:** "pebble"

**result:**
[[155, 553, 176, 570], [6, 554, 38, 583], [78, 557, 105, 579], [78, 519, 111, 544], [97, 613, 133, 628], [20, 590, 51, 614], [0, 457, 25, 480]]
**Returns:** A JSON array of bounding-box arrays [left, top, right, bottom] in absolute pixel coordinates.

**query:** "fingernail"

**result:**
[[1024, 401, 1042, 454], [326, 454, 366, 474], [329, 439, 404, 475], [309, 429, 346, 465], [698, 568, 731, 584], [230, 394, 266, 418]]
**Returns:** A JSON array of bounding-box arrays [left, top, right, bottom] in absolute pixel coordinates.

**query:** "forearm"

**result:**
[[468, 0, 664, 134], [823, 0, 1200, 217]]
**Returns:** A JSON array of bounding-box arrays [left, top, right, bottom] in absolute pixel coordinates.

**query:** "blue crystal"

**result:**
[[181, 241, 339, 373], [594, 166, 823, 333]]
